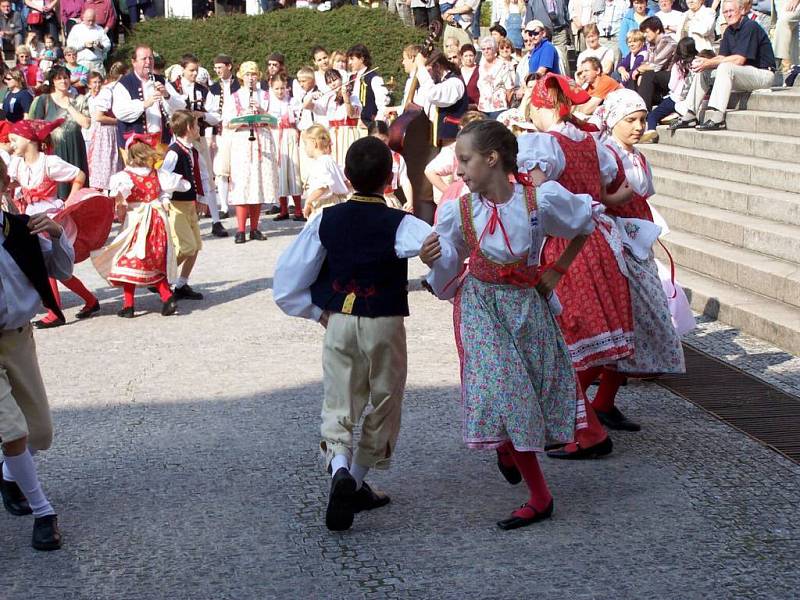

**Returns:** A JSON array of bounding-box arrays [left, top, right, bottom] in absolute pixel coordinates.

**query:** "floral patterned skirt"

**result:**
[[616, 252, 686, 375], [456, 276, 583, 452]]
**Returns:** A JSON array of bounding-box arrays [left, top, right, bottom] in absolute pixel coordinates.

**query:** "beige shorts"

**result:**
[[168, 200, 203, 260]]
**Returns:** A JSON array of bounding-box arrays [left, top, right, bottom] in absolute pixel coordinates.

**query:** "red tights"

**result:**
[[278, 196, 302, 217], [122, 279, 172, 308], [235, 204, 262, 233], [574, 366, 609, 448], [578, 365, 625, 413], [42, 276, 97, 323], [506, 446, 552, 514]]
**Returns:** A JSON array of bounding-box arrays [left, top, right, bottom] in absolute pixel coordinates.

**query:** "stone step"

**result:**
[[743, 88, 800, 114], [675, 267, 800, 356], [650, 195, 800, 263], [654, 126, 800, 165], [651, 167, 800, 227], [726, 109, 800, 137], [656, 229, 800, 309], [639, 144, 800, 194]]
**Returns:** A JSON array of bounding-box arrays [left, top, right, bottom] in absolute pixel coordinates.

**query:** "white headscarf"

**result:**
[[603, 89, 647, 132]]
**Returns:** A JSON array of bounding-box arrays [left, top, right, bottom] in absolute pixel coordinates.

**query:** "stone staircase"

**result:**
[[639, 87, 800, 355]]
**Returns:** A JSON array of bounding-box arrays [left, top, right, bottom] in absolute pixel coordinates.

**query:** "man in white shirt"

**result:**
[[655, 0, 684, 40], [66, 8, 111, 75], [206, 54, 240, 222]]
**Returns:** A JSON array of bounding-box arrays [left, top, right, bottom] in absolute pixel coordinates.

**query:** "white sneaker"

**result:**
[[318, 1, 331, 11]]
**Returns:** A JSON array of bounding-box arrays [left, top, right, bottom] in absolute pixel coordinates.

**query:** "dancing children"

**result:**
[[594, 89, 686, 429], [0, 159, 71, 551], [159, 110, 210, 300], [6, 118, 111, 328], [266, 72, 304, 222], [318, 68, 362, 167], [367, 120, 412, 212], [420, 120, 596, 529], [92, 133, 184, 317], [274, 136, 431, 532], [516, 74, 639, 459], [301, 124, 350, 219], [221, 61, 279, 244]]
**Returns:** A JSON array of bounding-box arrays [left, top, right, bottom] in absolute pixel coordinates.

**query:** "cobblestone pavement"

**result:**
[[2, 218, 800, 600]]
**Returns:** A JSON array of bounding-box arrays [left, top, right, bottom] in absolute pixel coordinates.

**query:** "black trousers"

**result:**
[[636, 69, 672, 111], [413, 5, 440, 29]]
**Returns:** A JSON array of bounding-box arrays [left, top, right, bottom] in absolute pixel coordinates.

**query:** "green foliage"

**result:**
[[115, 7, 424, 98]]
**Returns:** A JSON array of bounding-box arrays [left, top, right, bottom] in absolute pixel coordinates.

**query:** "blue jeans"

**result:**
[[439, 2, 466, 26], [647, 97, 676, 130]]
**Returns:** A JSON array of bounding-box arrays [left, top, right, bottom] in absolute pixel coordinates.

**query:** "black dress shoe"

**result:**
[[0, 471, 32, 516], [33, 317, 65, 329], [669, 118, 697, 131], [497, 451, 522, 485], [174, 284, 203, 300], [325, 467, 356, 531], [218, 210, 230, 219], [292, 215, 308, 222], [268, 205, 281, 215], [546, 436, 613, 460], [352, 482, 390, 513], [596, 407, 641, 432], [234, 232, 247, 244], [273, 213, 290, 221], [497, 499, 554, 530], [147, 286, 159, 294], [696, 119, 726, 131], [75, 301, 100, 319], [211, 222, 229, 238], [32, 514, 62, 551], [161, 296, 177, 316], [249, 229, 267, 241], [117, 306, 135, 318]]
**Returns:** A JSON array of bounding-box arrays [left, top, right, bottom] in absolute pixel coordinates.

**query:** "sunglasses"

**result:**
[[530, 29, 543, 35]]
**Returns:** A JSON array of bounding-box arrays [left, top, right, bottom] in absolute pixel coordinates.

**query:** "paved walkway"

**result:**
[[2, 217, 799, 600]]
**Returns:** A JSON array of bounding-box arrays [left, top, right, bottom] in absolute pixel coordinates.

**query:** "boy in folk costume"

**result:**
[[207, 54, 239, 226], [274, 137, 431, 531], [292, 66, 322, 188], [0, 159, 71, 550], [159, 110, 212, 301]]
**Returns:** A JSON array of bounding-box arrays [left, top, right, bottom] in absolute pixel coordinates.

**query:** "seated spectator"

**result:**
[[67, 9, 112, 76], [0, 0, 22, 63], [63, 47, 90, 93], [616, 29, 647, 88], [489, 23, 507, 43], [678, 0, 716, 52], [25, 31, 45, 60], [441, 0, 480, 35], [655, 0, 683, 40], [526, 21, 561, 76], [82, 0, 117, 38], [42, 33, 63, 61], [460, 43, 480, 106], [577, 24, 616, 73], [773, 0, 800, 76], [673, 0, 776, 131], [619, 0, 655, 57], [498, 37, 519, 69], [525, 0, 570, 63], [477, 35, 516, 117], [15, 45, 44, 91], [576, 56, 622, 114], [2, 69, 34, 122], [635, 16, 677, 109], [570, 0, 599, 52]]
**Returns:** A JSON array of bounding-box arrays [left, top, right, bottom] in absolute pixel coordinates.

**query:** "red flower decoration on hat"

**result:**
[[124, 132, 160, 150], [530, 74, 591, 119]]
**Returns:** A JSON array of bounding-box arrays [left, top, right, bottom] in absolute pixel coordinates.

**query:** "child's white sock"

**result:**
[[2, 450, 55, 517], [2, 460, 14, 482], [330, 454, 349, 475], [175, 276, 188, 288], [349, 462, 369, 490]]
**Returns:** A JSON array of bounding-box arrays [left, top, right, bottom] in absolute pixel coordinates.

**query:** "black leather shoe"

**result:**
[[352, 482, 390, 513], [497, 499, 554, 530], [596, 407, 641, 432], [546, 436, 613, 460], [669, 118, 697, 131], [325, 467, 356, 531], [218, 210, 230, 219], [32, 514, 62, 551], [696, 119, 726, 131], [249, 229, 267, 241], [33, 317, 65, 329], [268, 205, 281, 215], [174, 284, 203, 300], [292, 215, 307, 222], [75, 301, 100, 319], [161, 296, 177, 316], [273, 213, 290, 221], [497, 451, 521, 485], [234, 232, 246, 244], [117, 306, 135, 318], [211, 222, 229, 238], [0, 471, 32, 516], [147, 286, 159, 294]]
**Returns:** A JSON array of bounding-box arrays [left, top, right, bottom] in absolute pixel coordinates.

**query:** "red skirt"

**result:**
[[55, 189, 115, 263], [107, 210, 169, 287]]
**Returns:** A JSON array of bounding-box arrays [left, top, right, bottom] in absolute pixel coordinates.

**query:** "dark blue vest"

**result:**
[[435, 71, 469, 146], [116, 72, 170, 148], [358, 71, 378, 126], [310, 197, 409, 318], [168, 142, 197, 201]]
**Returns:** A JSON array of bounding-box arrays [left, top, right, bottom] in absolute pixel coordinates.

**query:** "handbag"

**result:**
[[26, 10, 43, 25]]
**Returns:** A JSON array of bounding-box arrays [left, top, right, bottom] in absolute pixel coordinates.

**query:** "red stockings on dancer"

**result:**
[[592, 368, 626, 413], [497, 441, 515, 469], [235, 205, 249, 233], [292, 195, 303, 217], [42, 276, 96, 323], [155, 279, 172, 302], [510, 449, 552, 514], [278, 197, 289, 217], [577, 365, 602, 395], [248, 204, 261, 231], [122, 279, 171, 308]]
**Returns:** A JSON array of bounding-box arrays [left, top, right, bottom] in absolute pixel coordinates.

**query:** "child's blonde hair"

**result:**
[[330, 50, 346, 65], [127, 142, 159, 168], [296, 66, 315, 79], [626, 29, 645, 45], [303, 124, 332, 152]]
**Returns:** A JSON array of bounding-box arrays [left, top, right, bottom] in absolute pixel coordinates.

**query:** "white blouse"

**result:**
[[604, 137, 655, 197], [221, 88, 270, 125], [517, 121, 618, 186], [266, 94, 296, 125], [426, 182, 597, 300], [273, 209, 432, 321], [8, 154, 80, 215], [305, 155, 350, 200], [108, 166, 190, 202]]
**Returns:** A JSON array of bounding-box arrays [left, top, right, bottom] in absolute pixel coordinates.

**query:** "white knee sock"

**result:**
[[349, 462, 369, 490], [175, 276, 188, 288], [2, 460, 13, 482], [215, 176, 229, 212], [206, 191, 221, 223], [2, 450, 55, 517], [330, 453, 349, 475]]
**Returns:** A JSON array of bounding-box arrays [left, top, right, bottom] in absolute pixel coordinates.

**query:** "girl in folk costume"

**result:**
[[91, 134, 183, 318], [86, 63, 125, 191], [221, 61, 279, 244], [301, 124, 350, 219], [420, 120, 596, 529], [266, 72, 304, 222], [7, 119, 113, 328], [367, 120, 412, 212], [589, 89, 686, 430], [317, 68, 362, 167], [516, 73, 634, 460]]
